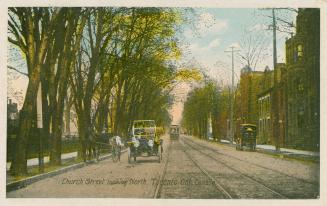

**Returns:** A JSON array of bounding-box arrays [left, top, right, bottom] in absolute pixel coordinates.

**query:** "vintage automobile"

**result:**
[[236, 124, 257, 151], [170, 125, 180, 139], [127, 120, 163, 163]]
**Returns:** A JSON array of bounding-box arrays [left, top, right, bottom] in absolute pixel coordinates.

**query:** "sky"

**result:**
[[178, 8, 296, 83], [7, 8, 297, 124]]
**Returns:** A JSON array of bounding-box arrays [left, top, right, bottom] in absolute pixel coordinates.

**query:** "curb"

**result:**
[[7, 149, 127, 192]]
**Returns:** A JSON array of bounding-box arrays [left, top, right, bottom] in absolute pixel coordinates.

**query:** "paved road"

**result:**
[[7, 135, 319, 198]]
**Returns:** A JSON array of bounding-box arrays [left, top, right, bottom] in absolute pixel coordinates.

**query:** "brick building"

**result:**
[[284, 8, 320, 150], [235, 9, 319, 151], [238, 66, 264, 125], [257, 64, 287, 145], [234, 66, 264, 142]]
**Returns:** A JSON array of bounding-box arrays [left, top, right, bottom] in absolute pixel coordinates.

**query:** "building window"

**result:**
[[286, 47, 290, 64], [298, 83, 304, 92], [260, 100, 263, 117], [298, 113, 304, 129], [297, 79, 304, 97], [297, 44, 303, 58]]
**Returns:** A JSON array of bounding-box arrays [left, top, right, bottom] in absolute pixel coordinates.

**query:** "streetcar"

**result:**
[[236, 124, 257, 151], [126, 120, 163, 163], [170, 125, 180, 139]]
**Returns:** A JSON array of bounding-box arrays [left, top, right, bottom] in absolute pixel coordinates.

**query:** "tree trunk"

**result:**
[[65, 98, 71, 135], [114, 80, 124, 134], [77, 116, 87, 161], [10, 67, 42, 175]]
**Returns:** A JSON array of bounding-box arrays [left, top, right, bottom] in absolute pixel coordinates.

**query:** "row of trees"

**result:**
[[8, 7, 189, 175], [182, 81, 217, 139], [182, 80, 232, 141]]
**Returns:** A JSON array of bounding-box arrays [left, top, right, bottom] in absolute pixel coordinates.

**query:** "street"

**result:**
[[7, 135, 319, 198]]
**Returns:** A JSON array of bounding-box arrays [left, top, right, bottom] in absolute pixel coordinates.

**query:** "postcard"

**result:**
[[1, 0, 326, 205]]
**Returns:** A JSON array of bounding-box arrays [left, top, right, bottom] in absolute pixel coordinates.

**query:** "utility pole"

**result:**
[[225, 46, 240, 144], [262, 7, 296, 151], [272, 8, 280, 151]]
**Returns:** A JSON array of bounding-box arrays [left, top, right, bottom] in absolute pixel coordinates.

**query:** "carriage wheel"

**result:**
[[112, 147, 119, 162], [157, 145, 163, 163], [128, 147, 132, 164]]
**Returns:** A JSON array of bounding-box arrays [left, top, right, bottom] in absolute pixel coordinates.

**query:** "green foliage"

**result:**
[[8, 7, 189, 173], [176, 68, 203, 82], [182, 81, 219, 138]]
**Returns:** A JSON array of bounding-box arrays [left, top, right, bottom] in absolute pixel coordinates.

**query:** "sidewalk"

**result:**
[[219, 139, 319, 162], [256, 144, 319, 157], [255, 144, 319, 162], [6, 152, 78, 171]]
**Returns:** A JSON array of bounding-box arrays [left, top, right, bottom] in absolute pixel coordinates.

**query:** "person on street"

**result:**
[[110, 135, 123, 162]]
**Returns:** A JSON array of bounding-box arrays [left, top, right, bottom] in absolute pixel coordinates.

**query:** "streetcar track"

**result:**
[[181, 138, 288, 199], [180, 141, 233, 199], [153, 140, 172, 198], [155, 139, 233, 199], [183, 136, 318, 186]]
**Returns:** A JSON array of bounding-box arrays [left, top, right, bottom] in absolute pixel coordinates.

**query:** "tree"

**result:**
[[182, 81, 219, 139], [237, 29, 270, 71], [69, 8, 120, 161], [8, 7, 194, 172], [46, 8, 87, 165], [8, 8, 62, 175]]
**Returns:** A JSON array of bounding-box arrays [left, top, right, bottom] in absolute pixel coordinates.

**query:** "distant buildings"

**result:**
[[7, 99, 19, 161], [238, 66, 264, 125], [234, 8, 319, 151], [7, 98, 19, 137]]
